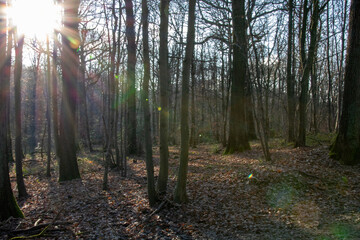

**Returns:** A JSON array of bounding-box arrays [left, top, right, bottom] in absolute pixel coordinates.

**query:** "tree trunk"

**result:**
[[46, 36, 52, 178], [330, 0, 360, 165], [5, 17, 13, 164], [171, 45, 182, 145], [189, 60, 196, 148], [142, 0, 157, 206], [0, 0, 24, 219], [78, 43, 93, 152], [125, 0, 137, 155], [326, 4, 333, 133], [28, 55, 40, 154], [51, 35, 60, 157], [335, 0, 348, 131], [14, 34, 28, 197], [225, 0, 250, 154], [286, 0, 296, 142], [174, 0, 196, 204], [311, 58, 318, 134], [114, 1, 122, 167], [157, 0, 170, 194], [58, 0, 81, 181], [296, 0, 321, 147]]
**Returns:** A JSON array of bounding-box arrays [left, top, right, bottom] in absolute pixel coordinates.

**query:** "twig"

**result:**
[[10, 222, 71, 235], [9, 206, 64, 239], [127, 200, 168, 233], [142, 200, 167, 223]]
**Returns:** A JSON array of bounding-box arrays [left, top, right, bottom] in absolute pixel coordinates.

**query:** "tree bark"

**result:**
[[142, 0, 157, 206], [335, 0, 348, 131], [326, 4, 333, 133], [157, 0, 170, 194], [58, 0, 81, 181], [225, 0, 250, 153], [330, 0, 360, 165], [0, 0, 24, 219], [125, 0, 137, 155], [174, 0, 196, 204], [286, 0, 296, 142], [14, 34, 28, 197], [5, 15, 13, 164], [51, 35, 60, 157], [46, 36, 52, 178], [296, 0, 321, 147], [189, 60, 196, 148]]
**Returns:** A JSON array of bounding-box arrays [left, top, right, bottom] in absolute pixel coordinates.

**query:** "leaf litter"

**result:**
[[1, 141, 360, 239]]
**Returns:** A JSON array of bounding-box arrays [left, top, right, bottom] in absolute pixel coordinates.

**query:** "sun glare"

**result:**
[[7, 0, 61, 40]]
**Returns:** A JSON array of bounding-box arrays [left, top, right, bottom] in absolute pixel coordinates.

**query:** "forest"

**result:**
[[0, 0, 360, 239]]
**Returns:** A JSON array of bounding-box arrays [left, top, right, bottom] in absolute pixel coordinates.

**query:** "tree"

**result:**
[[330, 0, 360, 165], [157, 0, 170, 194], [142, 0, 157, 206], [225, 0, 250, 154], [58, 0, 81, 181], [174, 0, 196, 204], [125, 0, 137, 155], [0, 0, 23, 220], [14, 33, 28, 197], [46, 36, 52, 177], [286, 0, 296, 142], [296, 0, 326, 147], [51, 34, 60, 157]]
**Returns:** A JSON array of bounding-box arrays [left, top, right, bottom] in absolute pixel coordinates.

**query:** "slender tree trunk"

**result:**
[[5, 17, 13, 163], [189, 60, 196, 148], [335, 0, 348, 131], [220, 47, 227, 146], [286, 0, 296, 142], [296, 0, 321, 147], [14, 34, 28, 197], [326, 4, 333, 133], [157, 0, 170, 194], [46, 36, 52, 177], [142, 0, 157, 206], [311, 58, 318, 134], [171, 45, 182, 145], [174, 0, 196, 204], [52, 35, 60, 156], [78, 43, 93, 152], [28, 58, 39, 155], [114, 1, 122, 167], [249, 24, 271, 162]]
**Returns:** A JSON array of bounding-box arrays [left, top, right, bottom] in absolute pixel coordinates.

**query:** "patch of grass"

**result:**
[[22, 165, 44, 176], [210, 144, 222, 154], [78, 154, 103, 174], [306, 132, 337, 147]]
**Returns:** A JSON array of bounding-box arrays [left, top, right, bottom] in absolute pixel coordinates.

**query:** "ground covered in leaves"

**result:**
[[1, 139, 360, 239]]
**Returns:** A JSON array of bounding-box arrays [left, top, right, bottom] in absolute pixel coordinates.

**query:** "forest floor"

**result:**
[[1, 138, 360, 239]]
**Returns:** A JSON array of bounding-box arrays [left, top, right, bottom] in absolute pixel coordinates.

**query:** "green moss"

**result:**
[[306, 132, 336, 147], [13, 198, 24, 218]]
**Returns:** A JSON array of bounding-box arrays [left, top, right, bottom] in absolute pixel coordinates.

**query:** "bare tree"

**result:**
[[0, 0, 23, 220], [58, 0, 81, 181], [174, 0, 196, 204], [142, 0, 157, 206], [157, 0, 170, 194], [330, 0, 360, 165]]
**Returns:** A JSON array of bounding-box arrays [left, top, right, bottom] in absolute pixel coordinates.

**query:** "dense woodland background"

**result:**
[[1, 0, 360, 239]]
